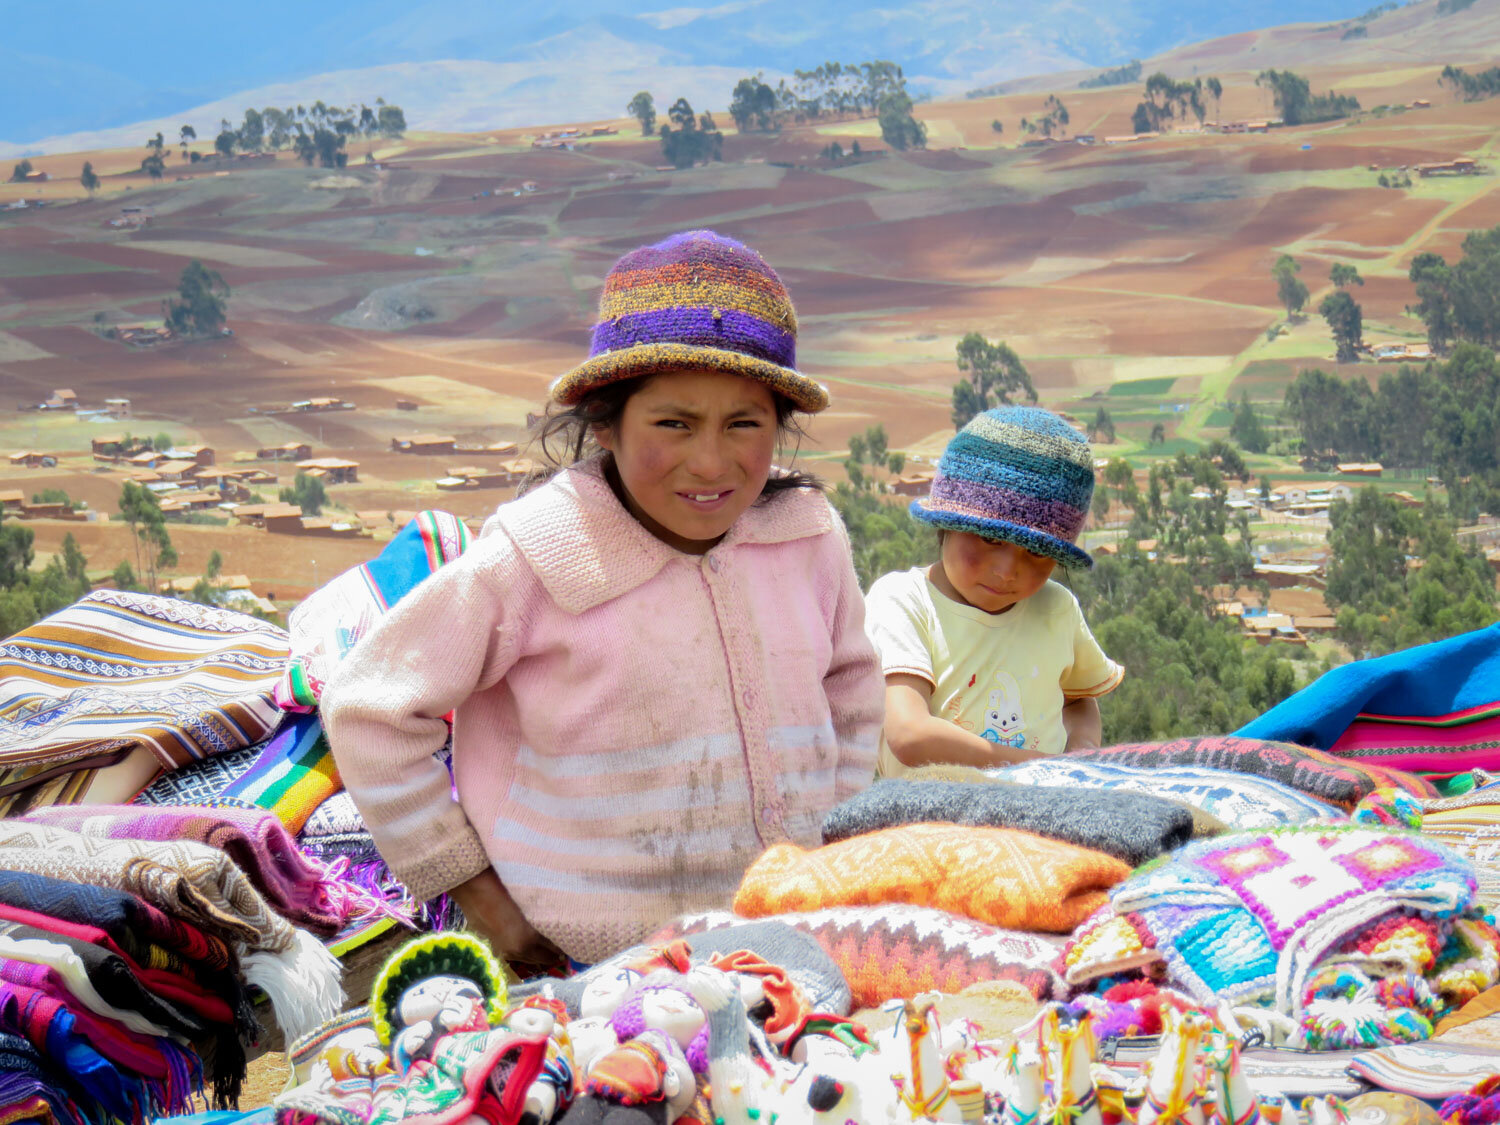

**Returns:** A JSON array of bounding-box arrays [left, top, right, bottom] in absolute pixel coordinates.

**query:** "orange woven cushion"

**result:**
[[733, 823, 1130, 933]]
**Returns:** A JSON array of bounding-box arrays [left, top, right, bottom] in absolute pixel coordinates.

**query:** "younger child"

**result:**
[[865, 406, 1122, 775]]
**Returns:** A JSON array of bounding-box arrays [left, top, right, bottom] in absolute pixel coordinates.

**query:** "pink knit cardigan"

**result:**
[[321, 458, 882, 963]]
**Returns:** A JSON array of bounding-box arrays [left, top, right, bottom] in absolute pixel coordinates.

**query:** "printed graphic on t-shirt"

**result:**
[[980, 670, 1030, 750]]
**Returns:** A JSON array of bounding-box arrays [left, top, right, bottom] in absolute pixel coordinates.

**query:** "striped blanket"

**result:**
[[0, 591, 288, 782], [276, 511, 469, 710]]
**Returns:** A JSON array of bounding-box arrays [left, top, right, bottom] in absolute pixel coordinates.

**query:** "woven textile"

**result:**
[[132, 741, 260, 806], [1410, 792, 1500, 913], [300, 791, 363, 837], [821, 777, 1194, 865], [908, 406, 1096, 569], [0, 591, 287, 776], [733, 823, 1129, 932], [989, 757, 1344, 829], [549, 229, 829, 413], [22, 803, 358, 935], [276, 511, 471, 711], [1348, 1040, 1500, 1099], [654, 904, 1064, 1008], [1061, 736, 1436, 809], [1239, 621, 1500, 775], [1070, 825, 1480, 1014]]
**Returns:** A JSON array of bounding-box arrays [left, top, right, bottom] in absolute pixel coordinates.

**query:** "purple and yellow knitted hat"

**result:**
[[549, 229, 829, 413], [912, 406, 1096, 569]]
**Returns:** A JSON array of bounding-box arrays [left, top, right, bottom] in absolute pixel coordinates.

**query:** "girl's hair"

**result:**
[[524, 374, 821, 497]]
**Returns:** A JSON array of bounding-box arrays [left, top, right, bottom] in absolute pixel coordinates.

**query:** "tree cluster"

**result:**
[[1319, 290, 1364, 362], [162, 260, 230, 338], [1021, 96, 1070, 140], [0, 521, 92, 639], [1132, 73, 1208, 133], [1283, 344, 1500, 517], [80, 162, 99, 193], [8, 159, 33, 183], [1407, 226, 1500, 352], [141, 132, 167, 180], [951, 332, 1037, 429], [1325, 488, 1497, 655], [279, 472, 329, 516], [117, 482, 178, 594], [1230, 395, 1270, 453], [658, 99, 724, 169], [1255, 69, 1360, 125], [212, 99, 406, 168], [829, 425, 935, 590], [1439, 65, 1500, 100], [1080, 60, 1143, 89], [1272, 254, 1310, 317]]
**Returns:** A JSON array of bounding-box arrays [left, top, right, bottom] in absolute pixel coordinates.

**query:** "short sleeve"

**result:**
[[864, 570, 936, 687], [1060, 598, 1124, 699]]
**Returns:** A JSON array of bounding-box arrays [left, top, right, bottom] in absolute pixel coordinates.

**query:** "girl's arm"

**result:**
[[1061, 695, 1102, 751], [322, 547, 518, 908], [823, 518, 885, 800], [884, 674, 1043, 768]]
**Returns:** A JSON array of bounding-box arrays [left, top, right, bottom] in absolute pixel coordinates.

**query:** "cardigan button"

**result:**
[[760, 805, 782, 827], [706, 555, 721, 573]]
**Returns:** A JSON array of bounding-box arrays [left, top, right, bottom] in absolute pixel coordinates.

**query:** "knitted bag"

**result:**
[[1062, 736, 1436, 809], [1407, 790, 1500, 914], [821, 778, 1194, 865], [1069, 825, 1481, 1015], [734, 823, 1129, 933], [989, 758, 1344, 830], [653, 904, 1065, 1008]]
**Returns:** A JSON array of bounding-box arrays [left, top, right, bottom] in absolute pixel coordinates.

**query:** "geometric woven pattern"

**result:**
[[1103, 825, 1478, 1013]]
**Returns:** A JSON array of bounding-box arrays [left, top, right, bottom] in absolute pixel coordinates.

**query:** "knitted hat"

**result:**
[[549, 229, 829, 413], [911, 406, 1095, 569]]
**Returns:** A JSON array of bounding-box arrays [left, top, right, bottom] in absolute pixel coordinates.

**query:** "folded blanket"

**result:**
[[1062, 735, 1436, 809], [23, 803, 363, 935], [1408, 790, 1500, 913], [1065, 825, 1486, 1016], [1238, 622, 1500, 775], [0, 1026, 114, 1125], [821, 777, 1194, 865], [276, 510, 470, 711], [734, 823, 1129, 933], [0, 823, 340, 1041], [989, 758, 1344, 830], [652, 904, 1065, 1009], [299, 790, 364, 837], [0, 590, 287, 779]]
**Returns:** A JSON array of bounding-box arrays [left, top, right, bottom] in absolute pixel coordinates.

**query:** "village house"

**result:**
[[391, 433, 457, 456], [128, 450, 162, 469], [0, 490, 22, 513], [43, 388, 77, 410], [1415, 158, 1478, 177], [891, 470, 937, 497], [165, 444, 216, 467], [104, 398, 132, 419], [260, 504, 308, 533], [7, 451, 55, 469], [1337, 462, 1384, 477], [289, 397, 355, 413], [257, 442, 313, 462], [152, 459, 200, 482], [452, 440, 520, 457], [296, 457, 360, 484]]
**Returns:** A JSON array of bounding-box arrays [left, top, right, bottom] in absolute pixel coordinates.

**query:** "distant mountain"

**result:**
[[2, 0, 1483, 153]]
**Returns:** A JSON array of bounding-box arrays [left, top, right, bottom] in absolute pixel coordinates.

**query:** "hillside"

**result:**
[[0, 0, 1388, 152], [1, 35, 1498, 596]]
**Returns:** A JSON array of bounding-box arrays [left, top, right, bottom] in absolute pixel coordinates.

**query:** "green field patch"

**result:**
[[1202, 407, 1235, 428], [0, 252, 131, 279], [1109, 376, 1177, 397]]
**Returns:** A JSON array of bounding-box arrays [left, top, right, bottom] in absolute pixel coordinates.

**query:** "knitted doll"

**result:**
[[369, 932, 508, 1074], [609, 981, 711, 1077]]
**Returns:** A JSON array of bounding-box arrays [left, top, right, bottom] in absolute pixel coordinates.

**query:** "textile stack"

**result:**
[[0, 515, 476, 1124]]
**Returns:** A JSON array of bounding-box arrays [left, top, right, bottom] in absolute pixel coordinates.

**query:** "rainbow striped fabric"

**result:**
[[0, 590, 287, 777], [910, 406, 1096, 569], [276, 510, 470, 711], [549, 229, 829, 413]]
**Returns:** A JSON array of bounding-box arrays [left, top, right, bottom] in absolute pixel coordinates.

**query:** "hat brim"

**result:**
[[550, 341, 830, 413], [909, 500, 1094, 570]]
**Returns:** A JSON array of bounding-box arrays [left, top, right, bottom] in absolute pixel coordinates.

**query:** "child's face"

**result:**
[[936, 531, 1055, 614], [596, 370, 777, 553]]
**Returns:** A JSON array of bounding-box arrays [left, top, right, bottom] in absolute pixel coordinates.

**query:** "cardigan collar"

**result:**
[[493, 455, 833, 614]]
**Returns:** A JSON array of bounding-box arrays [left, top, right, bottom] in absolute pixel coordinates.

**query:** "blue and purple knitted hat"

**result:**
[[549, 229, 830, 413], [912, 406, 1096, 569]]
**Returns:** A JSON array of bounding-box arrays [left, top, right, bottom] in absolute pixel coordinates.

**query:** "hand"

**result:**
[[450, 869, 568, 977]]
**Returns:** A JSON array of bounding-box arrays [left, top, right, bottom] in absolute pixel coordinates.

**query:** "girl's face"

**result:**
[[933, 531, 1055, 614], [596, 370, 778, 554]]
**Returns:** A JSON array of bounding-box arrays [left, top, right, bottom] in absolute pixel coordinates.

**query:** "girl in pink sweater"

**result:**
[[322, 231, 883, 971]]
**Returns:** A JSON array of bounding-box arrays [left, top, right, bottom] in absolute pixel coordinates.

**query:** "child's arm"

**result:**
[[823, 513, 886, 800], [1061, 695, 1102, 751], [885, 673, 1043, 768]]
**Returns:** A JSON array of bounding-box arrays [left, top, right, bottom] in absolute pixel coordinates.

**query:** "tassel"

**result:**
[[241, 929, 345, 1042]]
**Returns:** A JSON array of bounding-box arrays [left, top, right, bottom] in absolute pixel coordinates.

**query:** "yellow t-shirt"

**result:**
[[864, 567, 1123, 777]]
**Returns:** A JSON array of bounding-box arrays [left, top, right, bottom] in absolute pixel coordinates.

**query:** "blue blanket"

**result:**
[[1236, 622, 1500, 749]]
